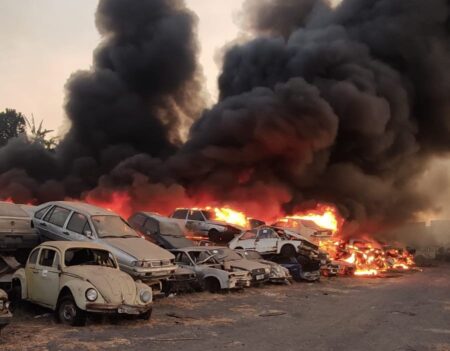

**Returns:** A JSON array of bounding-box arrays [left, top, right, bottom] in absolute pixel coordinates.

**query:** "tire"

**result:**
[[57, 295, 86, 326], [9, 281, 22, 311], [205, 277, 221, 293], [139, 307, 153, 320], [280, 245, 296, 258], [208, 229, 220, 243]]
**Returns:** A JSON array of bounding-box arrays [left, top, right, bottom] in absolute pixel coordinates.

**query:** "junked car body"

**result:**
[[272, 218, 333, 244], [236, 250, 291, 284], [12, 241, 153, 326], [228, 226, 305, 258], [270, 256, 321, 282], [128, 212, 195, 250], [172, 246, 258, 292], [170, 208, 242, 243], [31, 202, 177, 285], [0, 289, 11, 333]]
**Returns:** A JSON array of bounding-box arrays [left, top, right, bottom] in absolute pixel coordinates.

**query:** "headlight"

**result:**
[[140, 289, 152, 303], [264, 268, 270, 274], [85, 288, 98, 302], [133, 261, 151, 268]]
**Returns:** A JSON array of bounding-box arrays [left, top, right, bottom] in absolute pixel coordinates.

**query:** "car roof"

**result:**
[[38, 201, 115, 216], [140, 212, 174, 222], [173, 246, 228, 252], [39, 240, 110, 251], [0, 202, 30, 218]]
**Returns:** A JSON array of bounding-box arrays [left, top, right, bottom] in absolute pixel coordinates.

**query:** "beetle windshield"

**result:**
[[91, 215, 139, 238], [64, 248, 117, 268]]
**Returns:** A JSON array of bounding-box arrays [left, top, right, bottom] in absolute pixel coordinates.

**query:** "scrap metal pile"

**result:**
[[0, 199, 416, 331]]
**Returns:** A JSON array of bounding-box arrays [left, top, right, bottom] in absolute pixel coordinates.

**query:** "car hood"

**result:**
[[224, 259, 268, 272], [103, 237, 174, 261], [64, 266, 137, 304]]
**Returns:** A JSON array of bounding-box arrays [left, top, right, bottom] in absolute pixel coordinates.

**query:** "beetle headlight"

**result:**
[[0, 300, 4, 311], [140, 289, 152, 303], [85, 288, 98, 302]]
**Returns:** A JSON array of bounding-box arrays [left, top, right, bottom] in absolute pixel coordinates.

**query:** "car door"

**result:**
[[255, 228, 279, 253], [235, 230, 257, 250], [171, 209, 188, 228], [38, 206, 72, 241], [65, 211, 93, 242], [32, 248, 61, 307], [25, 248, 40, 300], [34, 205, 55, 241], [186, 210, 207, 234]]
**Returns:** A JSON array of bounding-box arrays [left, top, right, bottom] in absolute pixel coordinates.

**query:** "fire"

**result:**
[[83, 191, 132, 219], [288, 204, 342, 233], [211, 207, 248, 228]]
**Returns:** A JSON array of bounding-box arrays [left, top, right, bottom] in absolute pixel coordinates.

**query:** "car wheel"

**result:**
[[280, 245, 296, 258], [205, 277, 221, 293], [57, 295, 86, 326], [208, 229, 220, 243], [139, 307, 153, 320]]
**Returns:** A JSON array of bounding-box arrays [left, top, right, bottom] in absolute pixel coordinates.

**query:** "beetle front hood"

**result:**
[[102, 237, 174, 261], [64, 266, 137, 304]]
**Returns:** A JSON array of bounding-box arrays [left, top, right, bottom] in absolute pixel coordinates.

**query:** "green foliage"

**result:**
[[25, 115, 59, 150], [0, 108, 26, 146]]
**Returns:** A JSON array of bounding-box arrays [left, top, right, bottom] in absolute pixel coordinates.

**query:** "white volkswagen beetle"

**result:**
[[12, 241, 153, 326]]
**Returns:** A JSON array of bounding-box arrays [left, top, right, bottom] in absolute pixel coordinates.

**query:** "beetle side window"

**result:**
[[188, 210, 205, 221], [34, 205, 51, 219], [39, 249, 57, 267], [67, 212, 89, 235], [172, 210, 188, 219], [47, 206, 71, 227], [28, 249, 39, 265]]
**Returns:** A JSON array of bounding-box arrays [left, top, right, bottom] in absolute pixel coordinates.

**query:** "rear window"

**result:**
[[34, 205, 51, 219], [172, 210, 188, 220]]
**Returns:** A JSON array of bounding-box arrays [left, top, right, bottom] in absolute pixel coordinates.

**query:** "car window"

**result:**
[[47, 206, 71, 227], [52, 252, 60, 268], [257, 228, 278, 239], [34, 205, 51, 219], [241, 230, 257, 240], [65, 248, 116, 268], [172, 209, 188, 220], [129, 214, 146, 227], [43, 206, 55, 222], [175, 252, 192, 266], [39, 249, 57, 267], [28, 248, 39, 265], [188, 210, 204, 221], [67, 212, 90, 235], [144, 219, 158, 234]]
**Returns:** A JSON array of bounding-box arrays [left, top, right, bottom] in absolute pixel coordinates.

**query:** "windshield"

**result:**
[[91, 215, 139, 238], [159, 221, 185, 236], [64, 248, 116, 268], [209, 248, 242, 262]]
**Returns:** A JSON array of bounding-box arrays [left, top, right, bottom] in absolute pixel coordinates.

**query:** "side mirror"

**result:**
[[84, 230, 94, 239]]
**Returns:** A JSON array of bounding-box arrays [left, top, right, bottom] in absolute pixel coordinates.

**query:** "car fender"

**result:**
[[279, 241, 299, 253], [12, 268, 27, 300], [59, 280, 100, 311], [200, 267, 229, 289]]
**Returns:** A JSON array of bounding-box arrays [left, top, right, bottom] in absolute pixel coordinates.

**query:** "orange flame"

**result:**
[[211, 207, 248, 228], [287, 204, 342, 233]]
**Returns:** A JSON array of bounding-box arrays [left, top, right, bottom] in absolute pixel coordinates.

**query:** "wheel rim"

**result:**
[[62, 302, 76, 321]]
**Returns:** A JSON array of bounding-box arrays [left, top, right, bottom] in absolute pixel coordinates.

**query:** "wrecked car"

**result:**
[[171, 247, 258, 292], [228, 226, 305, 257], [272, 217, 333, 244], [32, 201, 177, 287], [12, 241, 153, 326], [0, 202, 40, 285], [270, 256, 321, 282], [236, 250, 291, 284], [128, 212, 195, 249], [0, 289, 11, 333], [170, 208, 242, 243]]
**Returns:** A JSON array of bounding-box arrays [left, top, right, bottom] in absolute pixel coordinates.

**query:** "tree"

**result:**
[[25, 115, 58, 150], [0, 108, 26, 146]]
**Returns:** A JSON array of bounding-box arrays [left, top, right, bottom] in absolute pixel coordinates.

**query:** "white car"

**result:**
[[228, 226, 304, 257]]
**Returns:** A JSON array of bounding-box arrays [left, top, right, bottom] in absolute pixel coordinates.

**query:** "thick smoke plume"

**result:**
[[1, 0, 450, 236]]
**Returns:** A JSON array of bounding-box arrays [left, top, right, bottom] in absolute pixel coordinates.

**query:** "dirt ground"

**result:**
[[1, 264, 449, 351]]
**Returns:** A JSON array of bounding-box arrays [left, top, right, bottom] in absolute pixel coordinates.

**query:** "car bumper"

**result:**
[[130, 266, 178, 280], [0, 311, 12, 329], [85, 303, 152, 315], [229, 277, 251, 289]]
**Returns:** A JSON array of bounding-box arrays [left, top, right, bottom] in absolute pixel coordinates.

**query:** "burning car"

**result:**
[[236, 250, 291, 284], [0, 289, 11, 333], [170, 208, 243, 243], [129, 212, 195, 249], [171, 247, 253, 292], [228, 226, 306, 258], [32, 201, 177, 286], [272, 217, 333, 244], [12, 241, 153, 326]]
